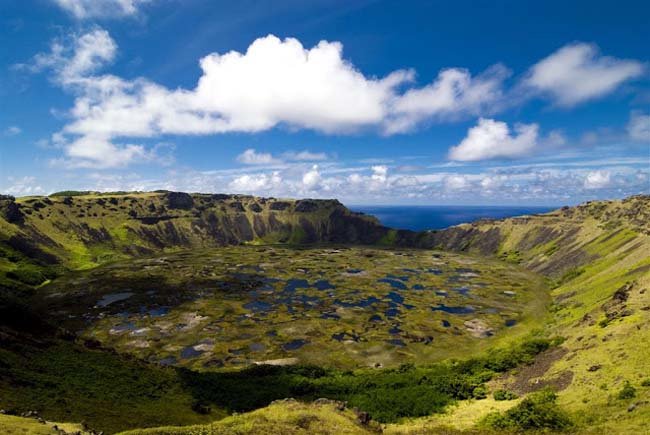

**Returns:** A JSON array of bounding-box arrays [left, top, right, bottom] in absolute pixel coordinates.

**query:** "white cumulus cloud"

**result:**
[[28, 31, 516, 168], [523, 42, 644, 106], [448, 118, 539, 161], [2, 176, 44, 196], [229, 171, 282, 192], [583, 170, 611, 189], [302, 165, 322, 190], [444, 174, 471, 191], [191, 35, 413, 133]]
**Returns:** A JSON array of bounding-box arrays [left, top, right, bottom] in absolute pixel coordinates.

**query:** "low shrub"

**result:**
[[472, 386, 488, 399], [617, 381, 636, 400], [493, 389, 518, 401], [481, 389, 573, 431]]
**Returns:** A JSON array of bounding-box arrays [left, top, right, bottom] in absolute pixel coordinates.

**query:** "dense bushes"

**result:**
[[180, 337, 557, 423], [2, 333, 559, 430], [482, 389, 573, 430], [349, 385, 450, 421], [452, 337, 555, 374]]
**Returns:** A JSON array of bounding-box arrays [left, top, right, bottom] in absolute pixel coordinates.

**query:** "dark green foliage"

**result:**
[[617, 381, 637, 399], [559, 267, 585, 284], [6, 264, 57, 286], [0, 244, 23, 262], [178, 337, 554, 423], [472, 386, 488, 399], [0, 341, 214, 434], [641, 379, 650, 387], [493, 389, 518, 401], [498, 250, 522, 264], [482, 389, 573, 431], [348, 385, 449, 421], [599, 317, 612, 328], [453, 337, 552, 374]]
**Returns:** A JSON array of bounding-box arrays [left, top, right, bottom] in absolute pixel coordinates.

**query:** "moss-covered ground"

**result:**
[[35, 246, 548, 370]]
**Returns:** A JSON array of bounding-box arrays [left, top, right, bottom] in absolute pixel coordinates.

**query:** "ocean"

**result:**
[[347, 205, 557, 231]]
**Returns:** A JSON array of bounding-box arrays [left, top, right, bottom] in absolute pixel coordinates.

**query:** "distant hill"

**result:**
[[0, 191, 400, 292]]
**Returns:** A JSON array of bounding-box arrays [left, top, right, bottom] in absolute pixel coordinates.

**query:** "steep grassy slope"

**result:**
[[418, 195, 649, 279], [390, 195, 650, 432]]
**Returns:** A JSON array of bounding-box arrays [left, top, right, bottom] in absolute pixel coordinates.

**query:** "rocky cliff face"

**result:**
[[0, 191, 401, 290], [1, 192, 648, 291]]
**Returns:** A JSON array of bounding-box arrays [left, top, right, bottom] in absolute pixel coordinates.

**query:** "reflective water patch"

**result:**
[[180, 346, 204, 359], [282, 339, 308, 351], [284, 278, 310, 292], [96, 292, 134, 308], [378, 278, 408, 290], [387, 339, 406, 347], [244, 300, 273, 312], [431, 304, 476, 315]]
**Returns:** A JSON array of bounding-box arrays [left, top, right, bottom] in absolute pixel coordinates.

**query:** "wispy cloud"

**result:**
[[522, 42, 645, 106], [3, 126, 21, 136], [52, 0, 153, 19], [236, 148, 329, 165], [627, 111, 650, 142]]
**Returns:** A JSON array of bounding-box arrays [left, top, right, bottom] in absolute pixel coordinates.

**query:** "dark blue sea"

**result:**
[[348, 205, 557, 231]]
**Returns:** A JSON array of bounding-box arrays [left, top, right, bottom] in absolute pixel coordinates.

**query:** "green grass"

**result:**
[[0, 332, 556, 433], [118, 400, 374, 435], [0, 341, 220, 434], [0, 414, 85, 435]]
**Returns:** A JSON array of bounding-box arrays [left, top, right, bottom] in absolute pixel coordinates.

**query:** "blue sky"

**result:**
[[0, 0, 648, 204]]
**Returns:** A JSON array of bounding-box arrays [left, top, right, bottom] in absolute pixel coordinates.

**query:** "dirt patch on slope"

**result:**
[[502, 347, 573, 394]]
